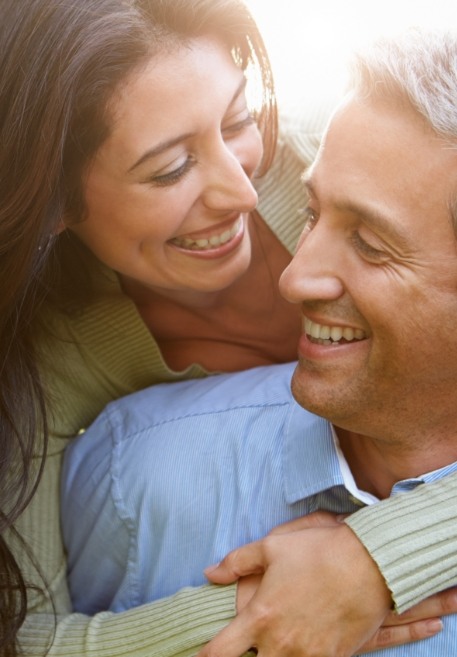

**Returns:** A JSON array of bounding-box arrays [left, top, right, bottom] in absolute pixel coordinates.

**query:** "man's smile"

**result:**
[[304, 317, 367, 346]]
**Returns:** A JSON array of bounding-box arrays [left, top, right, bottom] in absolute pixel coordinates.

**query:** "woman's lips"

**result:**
[[170, 217, 243, 251]]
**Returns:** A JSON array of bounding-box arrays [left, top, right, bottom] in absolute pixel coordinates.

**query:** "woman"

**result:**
[[1, 0, 456, 656]]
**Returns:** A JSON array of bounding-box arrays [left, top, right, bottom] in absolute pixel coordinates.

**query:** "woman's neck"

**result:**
[[122, 276, 237, 312], [121, 214, 300, 372]]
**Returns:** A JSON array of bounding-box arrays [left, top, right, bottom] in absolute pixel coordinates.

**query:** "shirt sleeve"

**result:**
[[18, 584, 236, 657], [345, 472, 457, 613], [62, 420, 131, 614], [60, 406, 127, 611]]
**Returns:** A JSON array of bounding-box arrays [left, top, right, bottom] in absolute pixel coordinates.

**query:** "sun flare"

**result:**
[[245, 0, 456, 108]]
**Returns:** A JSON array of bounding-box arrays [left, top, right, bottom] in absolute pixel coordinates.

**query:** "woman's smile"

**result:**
[[168, 216, 244, 255]]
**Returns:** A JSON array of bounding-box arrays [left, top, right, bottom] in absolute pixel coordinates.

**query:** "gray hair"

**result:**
[[350, 28, 457, 140], [349, 28, 457, 231]]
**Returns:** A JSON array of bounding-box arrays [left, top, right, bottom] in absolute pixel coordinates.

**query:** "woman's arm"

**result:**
[[345, 472, 457, 612], [12, 412, 237, 657], [199, 474, 457, 657], [19, 585, 236, 657]]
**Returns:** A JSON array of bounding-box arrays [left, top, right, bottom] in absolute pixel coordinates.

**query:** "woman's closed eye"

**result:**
[[222, 113, 256, 136], [145, 156, 197, 187]]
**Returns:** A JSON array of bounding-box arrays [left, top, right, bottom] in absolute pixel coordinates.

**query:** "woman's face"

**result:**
[[68, 36, 264, 302]]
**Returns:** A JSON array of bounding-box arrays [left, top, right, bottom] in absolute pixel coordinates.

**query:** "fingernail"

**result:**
[[204, 563, 219, 575], [426, 619, 443, 634]]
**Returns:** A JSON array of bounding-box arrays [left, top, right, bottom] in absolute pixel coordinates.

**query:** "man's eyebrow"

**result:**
[[302, 172, 411, 247], [127, 76, 248, 174]]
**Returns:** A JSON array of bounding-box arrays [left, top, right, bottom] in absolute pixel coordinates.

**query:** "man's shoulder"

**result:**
[[105, 361, 301, 437], [64, 362, 307, 474]]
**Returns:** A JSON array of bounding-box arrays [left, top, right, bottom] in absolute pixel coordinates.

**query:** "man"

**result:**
[[61, 28, 457, 657], [200, 28, 457, 657], [62, 361, 454, 654]]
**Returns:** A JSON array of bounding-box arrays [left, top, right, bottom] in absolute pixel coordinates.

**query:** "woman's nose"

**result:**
[[201, 134, 262, 213]]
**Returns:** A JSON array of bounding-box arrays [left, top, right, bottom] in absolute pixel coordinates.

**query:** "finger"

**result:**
[[204, 540, 268, 584], [237, 574, 262, 612], [383, 587, 457, 625], [269, 510, 346, 535], [357, 618, 443, 653], [197, 613, 255, 657]]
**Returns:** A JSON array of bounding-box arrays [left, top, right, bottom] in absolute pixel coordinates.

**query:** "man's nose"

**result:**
[[279, 221, 345, 304]]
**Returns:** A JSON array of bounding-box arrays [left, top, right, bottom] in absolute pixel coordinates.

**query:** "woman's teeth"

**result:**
[[171, 219, 241, 251], [304, 317, 366, 345]]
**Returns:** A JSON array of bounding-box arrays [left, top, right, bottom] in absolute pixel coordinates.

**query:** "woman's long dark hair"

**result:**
[[0, 0, 276, 653]]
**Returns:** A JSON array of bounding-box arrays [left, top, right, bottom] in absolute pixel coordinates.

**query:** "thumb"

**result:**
[[204, 540, 268, 584]]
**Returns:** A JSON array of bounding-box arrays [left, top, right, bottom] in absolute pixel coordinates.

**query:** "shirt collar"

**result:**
[[282, 401, 457, 504], [282, 402, 343, 504]]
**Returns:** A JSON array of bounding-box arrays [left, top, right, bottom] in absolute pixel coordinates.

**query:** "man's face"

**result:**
[[280, 95, 457, 443]]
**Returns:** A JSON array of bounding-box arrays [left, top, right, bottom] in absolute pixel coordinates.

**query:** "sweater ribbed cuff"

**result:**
[[345, 474, 457, 612]]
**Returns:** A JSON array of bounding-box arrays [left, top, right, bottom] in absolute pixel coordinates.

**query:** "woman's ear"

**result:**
[[55, 218, 67, 235]]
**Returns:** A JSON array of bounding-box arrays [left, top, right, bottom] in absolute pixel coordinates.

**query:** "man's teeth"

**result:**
[[172, 219, 241, 251], [304, 318, 366, 345]]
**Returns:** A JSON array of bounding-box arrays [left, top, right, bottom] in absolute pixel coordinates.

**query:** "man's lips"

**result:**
[[303, 317, 367, 345]]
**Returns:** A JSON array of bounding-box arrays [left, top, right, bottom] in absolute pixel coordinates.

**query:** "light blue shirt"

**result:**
[[61, 362, 457, 656]]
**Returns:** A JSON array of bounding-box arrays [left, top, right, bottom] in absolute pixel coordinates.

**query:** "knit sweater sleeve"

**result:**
[[18, 585, 236, 657], [345, 472, 457, 613], [16, 304, 236, 657]]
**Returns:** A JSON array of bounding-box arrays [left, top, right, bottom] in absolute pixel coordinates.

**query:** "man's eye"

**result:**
[[295, 206, 319, 251], [302, 206, 319, 231], [146, 157, 196, 187], [351, 232, 387, 262]]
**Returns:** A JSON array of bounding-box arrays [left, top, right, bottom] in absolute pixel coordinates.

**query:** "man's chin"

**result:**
[[291, 374, 326, 417], [290, 369, 352, 423]]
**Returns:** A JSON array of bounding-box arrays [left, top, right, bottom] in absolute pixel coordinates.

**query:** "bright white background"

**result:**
[[245, 0, 456, 109]]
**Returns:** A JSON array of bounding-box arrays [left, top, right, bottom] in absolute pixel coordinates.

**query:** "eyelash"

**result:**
[[301, 205, 319, 232], [222, 114, 256, 135], [301, 205, 387, 262], [350, 232, 386, 261], [146, 114, 256, 188], [147, 157, 196, 187]]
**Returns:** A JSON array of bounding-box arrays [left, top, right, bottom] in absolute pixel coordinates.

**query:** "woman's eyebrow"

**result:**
[[127, 75, 247, 174], [127, 132, 194, 173]]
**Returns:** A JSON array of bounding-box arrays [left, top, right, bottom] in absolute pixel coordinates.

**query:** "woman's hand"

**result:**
[[198, 512, 455, 657]]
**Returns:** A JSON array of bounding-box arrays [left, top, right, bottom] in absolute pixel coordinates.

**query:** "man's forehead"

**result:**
[[303, 96, 457, 247]]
